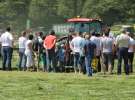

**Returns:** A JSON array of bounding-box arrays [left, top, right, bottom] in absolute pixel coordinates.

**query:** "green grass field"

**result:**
[[0, 52, 135, 100], [0, 71, 135, 100]]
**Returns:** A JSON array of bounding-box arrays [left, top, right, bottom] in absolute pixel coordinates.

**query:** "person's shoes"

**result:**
[[117, 73, 121, 75], [88, 73, 92, 77], [7, 67, 12, 71], [18, 67, 22, 71], [74, 70, 77, 74], [109, 72, 113, 75], [2, 67, 6, 71], [126, 73, 129, 75]]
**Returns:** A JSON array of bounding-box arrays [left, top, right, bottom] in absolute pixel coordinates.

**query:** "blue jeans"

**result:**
[[2, 46, 12, 70], [19, 48, 26, 70], [117, 47, 129, 75], [73, 52, 81, 70], [85, 56, 93, 76]]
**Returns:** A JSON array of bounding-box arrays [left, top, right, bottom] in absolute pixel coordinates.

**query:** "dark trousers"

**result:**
[[80, 56, 86, 74], [2, 46, 12, 70], [46, 49, 56, 72], [102, 52, 113, 73], [96, 56, 101, 72], [42, 52, 47, 72], [128, 52, 134, 73], [117, 47, 129, 75]]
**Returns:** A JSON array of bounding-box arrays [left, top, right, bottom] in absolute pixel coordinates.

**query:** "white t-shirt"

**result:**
[[0, 31, 13, 47], [128, 37, 135, 52], [18, 36, 27, 48], [70, 36, 85, 54], [101, 36, 113, 53], [25, 40, 32, 55], [90, 36, 101, 56], [38, 36, 43, 43], [116, 34, 130, 48]]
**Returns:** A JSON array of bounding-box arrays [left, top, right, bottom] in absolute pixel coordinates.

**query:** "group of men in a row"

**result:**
[[70, 29, 135, 76]]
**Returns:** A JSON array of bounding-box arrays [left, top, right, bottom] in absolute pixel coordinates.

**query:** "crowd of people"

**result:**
[[0, 27, 135, 77]]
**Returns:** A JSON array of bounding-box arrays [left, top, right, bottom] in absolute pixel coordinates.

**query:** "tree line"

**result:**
[[0, 0, 135, 31]]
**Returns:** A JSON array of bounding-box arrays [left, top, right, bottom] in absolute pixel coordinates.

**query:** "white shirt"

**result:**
[[25, 40, 32, 55], [18, 36, 27, 48], [90, 36, 101, 56], [70, 36, 84, 54], [38, 36, 43, 43], [0, 31, 13, 47], [128, 37, 135, 52], [116, 34, 130, 48], [25, 40, 32, 51], [101, 36, 113, 53]]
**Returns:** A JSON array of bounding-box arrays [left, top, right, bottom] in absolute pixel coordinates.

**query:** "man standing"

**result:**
[[116, 30, 130, 75], [0, 27, 13, 71], [33, 32, 43, 69], [18, 31, 27, 71], [101, 32, 115, 74], [127, 32, 135, 73], [84, 33, 96, 76], [43, 30, 56, 72], [70, 32, 85, 74], [90, 32, 101, 72]]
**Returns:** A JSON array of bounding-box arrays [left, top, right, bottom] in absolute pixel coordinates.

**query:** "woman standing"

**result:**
[[25, 34, 34, 71]]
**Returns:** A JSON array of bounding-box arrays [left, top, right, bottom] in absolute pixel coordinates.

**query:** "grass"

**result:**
[[0, 71, 135, 100], [0, 52, 135, 100]]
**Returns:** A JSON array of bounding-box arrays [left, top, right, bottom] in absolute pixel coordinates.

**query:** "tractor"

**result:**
[[67, 17, 103, 34], [55, 17, 103, 72]]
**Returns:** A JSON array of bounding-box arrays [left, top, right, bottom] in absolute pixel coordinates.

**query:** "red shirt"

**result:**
[[44, 35, 56, 49]]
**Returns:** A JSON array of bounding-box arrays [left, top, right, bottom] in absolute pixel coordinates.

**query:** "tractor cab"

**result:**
[[67, 17, 102, 34]]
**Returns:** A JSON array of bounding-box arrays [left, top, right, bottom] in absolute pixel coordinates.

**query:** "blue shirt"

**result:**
[[84, 40, 96, 57], [71, 36, 85, 55]]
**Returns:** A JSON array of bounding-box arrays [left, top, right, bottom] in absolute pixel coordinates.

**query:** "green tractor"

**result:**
[[67, 17, 103, 34], [53, 17, 103, 36]]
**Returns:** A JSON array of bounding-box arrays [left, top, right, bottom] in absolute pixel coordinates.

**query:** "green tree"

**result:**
[[0, 0, 31, 30], [82, 0, 127, 25], [29, 0, 64, 32], [0, 0, 135, 30], [57, 0, 86, 18]]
